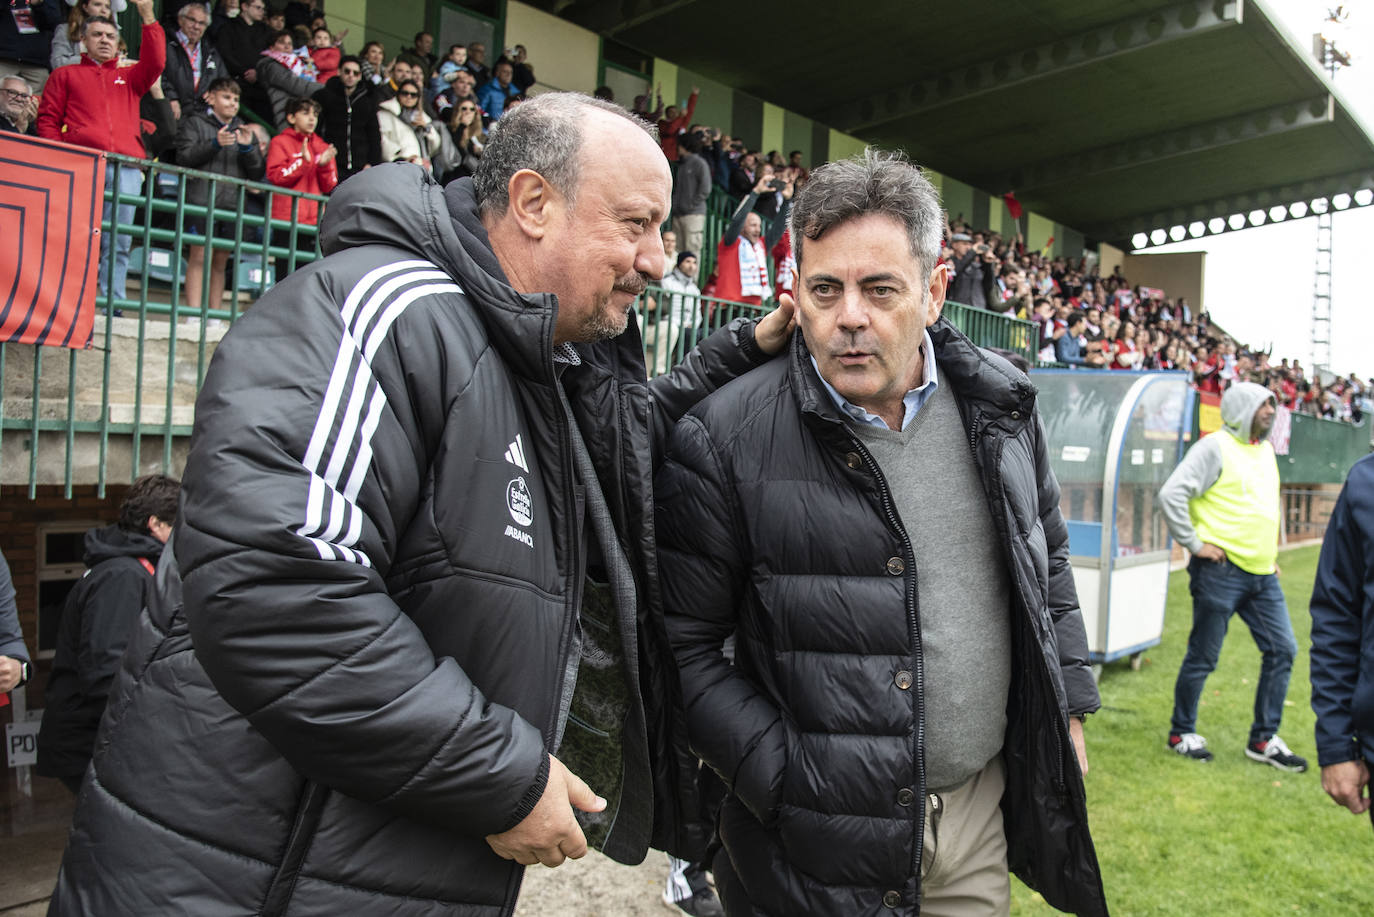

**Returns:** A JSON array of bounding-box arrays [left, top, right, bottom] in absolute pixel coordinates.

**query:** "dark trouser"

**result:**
[[1171, 558, 1297, 745]]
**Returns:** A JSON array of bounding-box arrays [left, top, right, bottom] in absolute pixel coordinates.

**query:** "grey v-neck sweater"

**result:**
[[849, 380, 1012, 791]]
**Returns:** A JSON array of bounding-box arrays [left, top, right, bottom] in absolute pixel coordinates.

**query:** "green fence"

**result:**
[[1278, 411, 1370, 484], [0, 144, 327, 498]]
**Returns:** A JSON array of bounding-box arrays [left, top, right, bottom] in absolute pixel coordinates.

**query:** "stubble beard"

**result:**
[[575, 271, 649, 342]]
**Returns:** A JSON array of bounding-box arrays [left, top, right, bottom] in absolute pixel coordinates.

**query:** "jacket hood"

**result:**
[[1220, 381, 1275, 443], [378, 96, 404, 117], [318, 166, 559, 383], [84, 523, 163, 567]]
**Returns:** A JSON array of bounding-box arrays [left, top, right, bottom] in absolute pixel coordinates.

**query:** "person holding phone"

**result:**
[[175, 76, 264, 310]]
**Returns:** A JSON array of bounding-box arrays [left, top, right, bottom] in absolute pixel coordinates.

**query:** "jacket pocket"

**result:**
[[260, 781, 329, 917]]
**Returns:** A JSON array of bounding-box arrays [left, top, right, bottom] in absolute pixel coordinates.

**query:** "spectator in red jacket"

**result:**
[[37, 0, 164, 305], [307, 25, 339, 82], [266, 95, 337, 226], [656, 85, 696, 161]]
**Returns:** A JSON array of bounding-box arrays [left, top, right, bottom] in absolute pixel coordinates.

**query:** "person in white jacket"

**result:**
[[377, 78, 441, 174]]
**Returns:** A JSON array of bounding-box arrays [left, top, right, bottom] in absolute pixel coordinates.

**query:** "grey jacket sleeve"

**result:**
[[50, 29, 81, 71], [1156, 436, 1224, 553], [258, 58, 322, 100], [0, 549, 29, 665]]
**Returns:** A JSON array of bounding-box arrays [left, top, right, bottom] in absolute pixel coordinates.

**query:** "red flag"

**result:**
[[1003, 192, 1023, 220], [0, 133, 105, 349]]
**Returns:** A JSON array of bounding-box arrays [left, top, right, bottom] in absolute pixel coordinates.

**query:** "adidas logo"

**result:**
[[504, 434, 529, 472]]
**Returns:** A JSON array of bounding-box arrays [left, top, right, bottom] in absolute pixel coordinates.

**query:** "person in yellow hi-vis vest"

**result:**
[[1157, 381, 1309, 772]]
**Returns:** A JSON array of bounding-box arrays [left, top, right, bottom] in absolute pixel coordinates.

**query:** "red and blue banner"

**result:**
[[0, 133, 104, 349]]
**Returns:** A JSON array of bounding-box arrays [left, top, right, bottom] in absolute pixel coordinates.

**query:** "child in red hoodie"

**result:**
[[266, 97, 338, 226], [308, 27, 342, 83]]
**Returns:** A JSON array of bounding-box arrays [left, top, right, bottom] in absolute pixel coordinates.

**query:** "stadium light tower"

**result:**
[[1310, 6, 1352, 372]]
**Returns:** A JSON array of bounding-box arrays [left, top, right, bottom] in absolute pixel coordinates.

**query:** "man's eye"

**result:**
[[870, 286, 894, 296]]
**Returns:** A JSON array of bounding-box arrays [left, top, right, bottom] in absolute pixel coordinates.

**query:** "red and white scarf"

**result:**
[[737, 237, 770, 299], [261, 46, 318, 82]]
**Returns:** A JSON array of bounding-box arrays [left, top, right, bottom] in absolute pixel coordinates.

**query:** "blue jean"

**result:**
[[98, 163, 144, 304], [1171, 557, 1298, 745]]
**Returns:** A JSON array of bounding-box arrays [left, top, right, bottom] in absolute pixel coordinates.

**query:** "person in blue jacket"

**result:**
[[1310, 451, 1374, 825]]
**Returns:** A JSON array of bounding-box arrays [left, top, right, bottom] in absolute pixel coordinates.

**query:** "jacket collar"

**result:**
[[81, 54, 122, 70]]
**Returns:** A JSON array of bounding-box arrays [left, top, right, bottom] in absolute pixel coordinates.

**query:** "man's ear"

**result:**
[[505, 169, 557, 240], [926, 261, 949, 327]]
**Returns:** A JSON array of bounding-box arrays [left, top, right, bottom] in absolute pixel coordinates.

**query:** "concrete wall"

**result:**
[[505, 1, 599, 94], [1099, 242, 1125, 279], [365, 0, 426, 61], [827, 129, 867, 162], [760, 103, 784, 159], [941, 177, 974, 229], [1026, 212, 1055, 255], [1122, 250, 1206, 312]]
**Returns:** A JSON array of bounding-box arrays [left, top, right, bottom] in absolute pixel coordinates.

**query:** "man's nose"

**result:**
[[637, 232, 665, 281], [836, 289, 868, 330]]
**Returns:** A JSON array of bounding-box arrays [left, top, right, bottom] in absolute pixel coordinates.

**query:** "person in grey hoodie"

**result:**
[[1157, 382, 1309, 772], [671, 130, 711, 256]]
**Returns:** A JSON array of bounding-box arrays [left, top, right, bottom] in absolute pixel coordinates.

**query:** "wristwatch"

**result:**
[[15, 660, 30, 688]]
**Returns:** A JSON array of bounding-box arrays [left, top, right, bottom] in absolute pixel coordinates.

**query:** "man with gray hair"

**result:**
[[163, 2, 225, 121], [48, 91, 796, 914], [0, 75, 37, 134], [655, 148, 1107, 916]]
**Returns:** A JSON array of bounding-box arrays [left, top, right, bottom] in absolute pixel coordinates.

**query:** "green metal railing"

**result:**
[[0, 143, 328, 497], [637, 285, 769, 376]]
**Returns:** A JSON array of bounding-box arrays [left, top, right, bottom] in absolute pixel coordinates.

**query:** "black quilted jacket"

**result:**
[[49, 165, 767, 916], [655, 320, 1108, 916]]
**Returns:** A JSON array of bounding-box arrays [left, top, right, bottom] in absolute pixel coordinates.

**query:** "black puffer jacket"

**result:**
[[49, 165, 770, 915], [655, 320, 1107, 916], [161, 35, 226, 108], [35, 525, 162, 781], [317, 76, 381, 180]]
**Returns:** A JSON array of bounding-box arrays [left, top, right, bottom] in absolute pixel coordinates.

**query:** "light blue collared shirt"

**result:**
[[811, 330, 939, 431]]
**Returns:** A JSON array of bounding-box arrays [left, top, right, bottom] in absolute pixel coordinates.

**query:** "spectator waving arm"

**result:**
[[129, 0, 166, 95]]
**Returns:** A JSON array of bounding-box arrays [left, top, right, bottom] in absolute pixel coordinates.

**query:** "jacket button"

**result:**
[[845, 452, 862, 469], [896, 787, 915, 806], [1011, 410, 1021, 419], [886, 556, 905, 575], [883, 890, 902, 908], [894, 670, 913, 690]]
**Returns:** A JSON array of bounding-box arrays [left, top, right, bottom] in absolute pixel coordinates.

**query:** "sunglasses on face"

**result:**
[[398, 91, 419, 98]]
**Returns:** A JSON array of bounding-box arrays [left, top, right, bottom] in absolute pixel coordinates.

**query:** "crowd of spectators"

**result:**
[[2, 1, 1368, 409], [932, 218, 1371, 423], [0, 0, 543, 297]]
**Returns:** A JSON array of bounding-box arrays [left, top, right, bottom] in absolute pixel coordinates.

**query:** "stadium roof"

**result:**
[[540, 0, 1374, 249]]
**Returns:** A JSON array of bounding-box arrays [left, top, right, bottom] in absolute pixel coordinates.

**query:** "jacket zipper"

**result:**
[[344, 93, 353, 171], [842, 432, 926, 906]]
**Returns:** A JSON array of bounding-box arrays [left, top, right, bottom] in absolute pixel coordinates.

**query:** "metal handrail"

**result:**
[[1, 141, 330, 497]]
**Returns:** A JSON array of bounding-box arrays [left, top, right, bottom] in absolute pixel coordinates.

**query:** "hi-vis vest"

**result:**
[[1189, 430, 1279, 574]]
